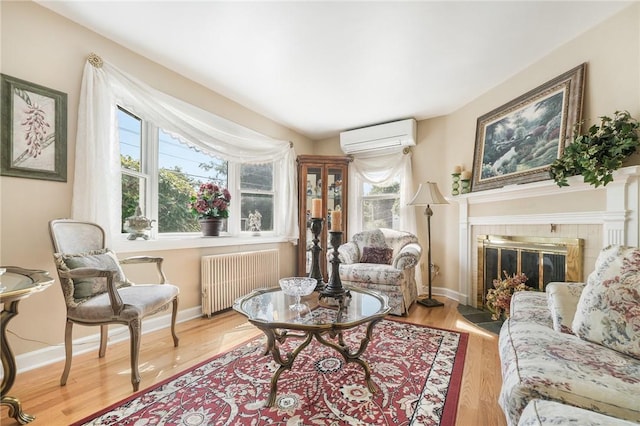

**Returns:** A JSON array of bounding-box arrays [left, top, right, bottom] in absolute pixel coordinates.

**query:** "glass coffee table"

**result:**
[[233, 286, 390, 407]]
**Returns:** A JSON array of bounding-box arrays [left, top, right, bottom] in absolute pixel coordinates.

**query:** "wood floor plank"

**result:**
[[0, 298, 506, 426]]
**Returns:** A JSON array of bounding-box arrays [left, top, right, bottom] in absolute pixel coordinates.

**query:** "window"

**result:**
[[361, 176, 401, 231], [118, 107, 274, 236], [240, 163, 274, 232], [119, 108, 146, 232]]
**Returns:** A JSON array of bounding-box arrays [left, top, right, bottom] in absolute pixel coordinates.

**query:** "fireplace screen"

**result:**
[[477, 235, 583, 308]]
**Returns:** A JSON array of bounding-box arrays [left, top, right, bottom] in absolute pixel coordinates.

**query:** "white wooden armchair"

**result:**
[[337, 228, 421, 315], [48, 219, 179, 391]]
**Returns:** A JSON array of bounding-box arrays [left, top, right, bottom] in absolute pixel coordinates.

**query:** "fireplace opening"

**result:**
[[477, 235, 584, 308]]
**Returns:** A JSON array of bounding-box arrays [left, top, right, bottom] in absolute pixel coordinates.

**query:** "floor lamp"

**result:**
[[409, 182, 449, 308]]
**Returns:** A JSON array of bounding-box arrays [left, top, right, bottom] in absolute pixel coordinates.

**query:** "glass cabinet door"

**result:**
[[304, 166, 322, 274], [326, 167, 344, 246], [297, 156, 350, 279]]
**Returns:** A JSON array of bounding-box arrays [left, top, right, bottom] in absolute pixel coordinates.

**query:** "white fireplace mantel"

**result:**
[[450, 165, 640, 305]]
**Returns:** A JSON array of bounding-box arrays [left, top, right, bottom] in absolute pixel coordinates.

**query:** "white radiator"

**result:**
[[201, 249, 279, 316]]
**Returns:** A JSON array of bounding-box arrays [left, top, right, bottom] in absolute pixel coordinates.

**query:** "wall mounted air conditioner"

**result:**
[[340, 118, 416, 155]]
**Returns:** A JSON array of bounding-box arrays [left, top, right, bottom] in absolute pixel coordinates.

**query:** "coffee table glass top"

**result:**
[[233, 286, 390, 329]]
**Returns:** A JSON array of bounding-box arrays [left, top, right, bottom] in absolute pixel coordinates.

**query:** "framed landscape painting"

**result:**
[[1, 74, 67, 181], [471, 63, 586, 192]]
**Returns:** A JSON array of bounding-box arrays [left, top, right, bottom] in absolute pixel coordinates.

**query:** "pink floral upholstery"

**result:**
[[572, 245, 640, 359], [518, 400, 639, 426], [337, 228, 421, 315], [546, 282, 585, 334], [498, 246, 640, 426]]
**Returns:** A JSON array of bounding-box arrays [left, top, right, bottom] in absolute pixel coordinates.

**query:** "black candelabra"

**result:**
[[308, 218, 325, 292], [320, 231, 351, 303]]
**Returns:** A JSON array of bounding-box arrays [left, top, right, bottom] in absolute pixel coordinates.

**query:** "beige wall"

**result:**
[[0, 1, 313, 358], [314, 135, 344, 156]]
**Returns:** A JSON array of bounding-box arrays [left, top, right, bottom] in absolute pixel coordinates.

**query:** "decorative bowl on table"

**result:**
[[279, 277, 316, 311]]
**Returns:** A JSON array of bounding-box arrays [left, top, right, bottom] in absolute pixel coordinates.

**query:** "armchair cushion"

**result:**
[[573, 245, 640, 359], [546, 282, 585, 334], [67, 284, 180, 323], [55, 249, 130, 300], [340, 263, 403, 284], [360, 246, 393, 265]]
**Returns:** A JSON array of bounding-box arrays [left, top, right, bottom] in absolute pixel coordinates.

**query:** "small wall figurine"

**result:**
[[248, 209, 262, 235]]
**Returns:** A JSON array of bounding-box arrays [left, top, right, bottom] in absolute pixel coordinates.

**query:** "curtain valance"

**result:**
[[73, 53, 298, 242]]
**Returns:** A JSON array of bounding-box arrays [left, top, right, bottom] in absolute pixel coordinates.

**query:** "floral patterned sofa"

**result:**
[[498, 245, 640, 426], [517, 399, 639, 426], [337, 228, 421, 315]]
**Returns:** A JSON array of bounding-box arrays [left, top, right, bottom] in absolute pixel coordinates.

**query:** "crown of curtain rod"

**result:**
[[88, 53, 103, 68]]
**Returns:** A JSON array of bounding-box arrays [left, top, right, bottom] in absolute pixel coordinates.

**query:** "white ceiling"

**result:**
[[38, 1, 632, 140]]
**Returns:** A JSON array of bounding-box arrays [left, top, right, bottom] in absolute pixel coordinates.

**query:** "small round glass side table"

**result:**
[[1, 267, 53, 424]]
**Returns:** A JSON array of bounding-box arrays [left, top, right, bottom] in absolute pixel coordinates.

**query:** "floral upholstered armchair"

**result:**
[[337, 228, 421, 315]]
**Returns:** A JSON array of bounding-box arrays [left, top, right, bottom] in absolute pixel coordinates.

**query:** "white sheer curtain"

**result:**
[[73, 54, 298, 243], [347, 148, 420, 282], [348, 149, 416, 235]]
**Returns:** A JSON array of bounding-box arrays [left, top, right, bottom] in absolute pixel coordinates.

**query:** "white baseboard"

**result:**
[[431, 286, 467, 305], [14, 306, 203, 374]]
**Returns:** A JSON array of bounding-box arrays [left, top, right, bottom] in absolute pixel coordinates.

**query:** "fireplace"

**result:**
[[451, 166, 639, 309], [477, 235, 584, 308]]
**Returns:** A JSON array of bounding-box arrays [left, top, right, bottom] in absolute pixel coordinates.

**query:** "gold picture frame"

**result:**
[[471, 63, 586, 192]]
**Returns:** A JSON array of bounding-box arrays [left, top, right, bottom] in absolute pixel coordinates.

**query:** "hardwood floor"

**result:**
[[1, 297, 507, 426]]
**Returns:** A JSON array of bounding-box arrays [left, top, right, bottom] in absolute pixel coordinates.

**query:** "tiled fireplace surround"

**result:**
[[452, 166, 640, 308]]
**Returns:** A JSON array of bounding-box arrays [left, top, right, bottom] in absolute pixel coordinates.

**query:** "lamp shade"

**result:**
[[409, 182, 448, 206]]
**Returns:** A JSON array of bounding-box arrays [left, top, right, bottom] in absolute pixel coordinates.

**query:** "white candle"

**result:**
[[311, 199, 322, 218], [331, 210, 342, 231]]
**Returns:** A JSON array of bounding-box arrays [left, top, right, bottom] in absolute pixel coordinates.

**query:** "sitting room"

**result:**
[[1, 1, 639, 425]]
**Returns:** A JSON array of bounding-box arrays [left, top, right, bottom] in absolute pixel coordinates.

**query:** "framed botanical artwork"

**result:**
[[471, 63, 586, 192], [1, 74, 67, 181]]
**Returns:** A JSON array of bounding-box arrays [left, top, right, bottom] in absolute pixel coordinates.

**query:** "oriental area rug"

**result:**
[[72, 319, 468, 426]]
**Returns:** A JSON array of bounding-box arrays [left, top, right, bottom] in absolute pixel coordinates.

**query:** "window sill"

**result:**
[[112, 233, 293, 254]]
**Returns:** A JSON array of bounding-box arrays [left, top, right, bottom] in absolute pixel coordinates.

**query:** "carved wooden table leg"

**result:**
[[314, 318, 383, 394], [260, 328, 314, 407], [259, 317, 383, 407]]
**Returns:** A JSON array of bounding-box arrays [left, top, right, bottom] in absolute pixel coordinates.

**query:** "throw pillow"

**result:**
[[55, 249, 130, 300], [360, 246, 393, 265], [546, 282, 585, 334], [584, 244, 640, 287], [572, 245, 640, 359]]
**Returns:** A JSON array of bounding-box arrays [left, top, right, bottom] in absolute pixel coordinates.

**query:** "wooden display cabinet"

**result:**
[[297, 155, 350, 279]]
